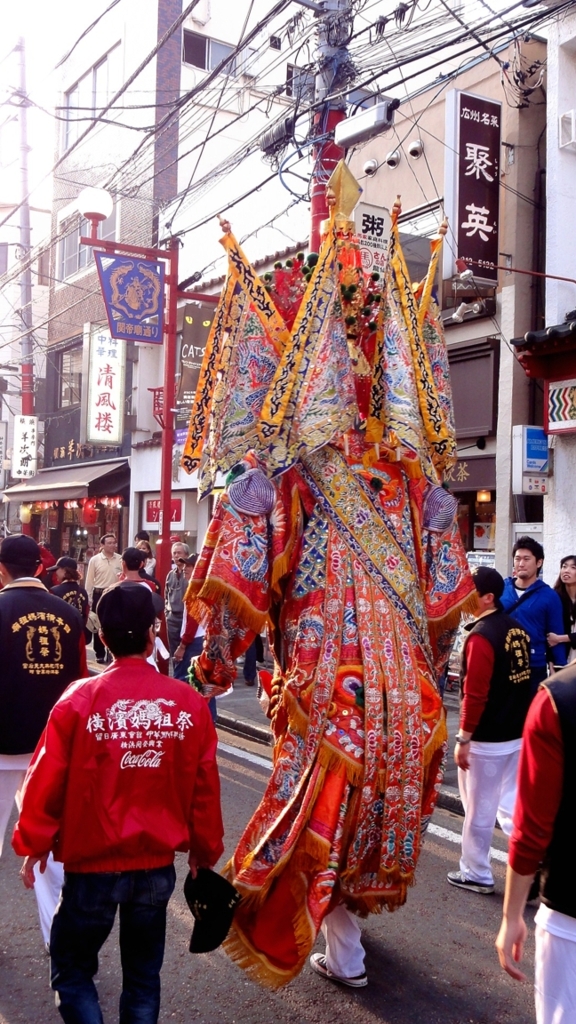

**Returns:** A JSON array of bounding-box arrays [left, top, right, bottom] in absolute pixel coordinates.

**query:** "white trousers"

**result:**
[[322, 904, 366, 978], [535, 925, 576, 1024], [0, 765, 63, 945], [458, 744, 520, 886]]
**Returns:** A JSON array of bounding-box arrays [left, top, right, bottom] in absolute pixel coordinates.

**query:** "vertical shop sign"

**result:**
[[175, 303, 214, 445], [87, 327, 126, 444], [12, 416, 38, 478], [444, 91, 501, 283], [457, 92, 501, 282], [353, 203, 390, 275]]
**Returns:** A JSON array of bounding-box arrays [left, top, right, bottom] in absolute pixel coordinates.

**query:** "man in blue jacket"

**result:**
[[501, 536, 566, 695]]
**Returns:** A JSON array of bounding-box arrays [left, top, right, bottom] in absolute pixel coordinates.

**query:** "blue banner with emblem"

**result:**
[[94, 251, 165, 344]]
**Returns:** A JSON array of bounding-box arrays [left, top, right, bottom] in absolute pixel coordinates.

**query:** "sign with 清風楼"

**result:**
[[12, 416, 38, 479], [95, 251, 165, 344], [86, 327, 125, 445]]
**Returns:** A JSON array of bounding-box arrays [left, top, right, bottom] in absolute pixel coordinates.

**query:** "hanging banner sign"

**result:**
[[94, 251, 165, 343], [174, 303, 215, 445], [444, 90, 501, 284], [86, 327, 126, 445], [456, 92, 501, 282], [12, 415, 38, 479]]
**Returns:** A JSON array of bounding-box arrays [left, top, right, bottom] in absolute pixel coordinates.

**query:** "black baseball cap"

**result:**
[[0, 535, 41, 568], [52, 556, 78, 572], [183, 868, 241, 954], [97, 583, 157, 635]]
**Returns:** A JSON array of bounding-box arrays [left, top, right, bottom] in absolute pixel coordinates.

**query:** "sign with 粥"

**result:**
[[12, 416, 38, 479], [353, 203, 390, 276], [86, 327, 126, 445]]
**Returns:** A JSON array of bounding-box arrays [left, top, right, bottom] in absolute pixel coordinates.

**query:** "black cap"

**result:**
[[471, 565, 504, 600], [97, 583, 157, 635], [53, 556, 78, 572], [0, 535, 41, 568], [183, 869, 241, 954]]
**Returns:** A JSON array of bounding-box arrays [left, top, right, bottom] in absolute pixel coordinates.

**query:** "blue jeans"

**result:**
[[50, 865, 176, 1024]]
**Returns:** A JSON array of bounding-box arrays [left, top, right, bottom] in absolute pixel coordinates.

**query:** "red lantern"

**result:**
[[81, 499, 99, 527]]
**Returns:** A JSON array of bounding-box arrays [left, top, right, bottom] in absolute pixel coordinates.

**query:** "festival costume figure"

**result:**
[[181, 164, 475, 988]]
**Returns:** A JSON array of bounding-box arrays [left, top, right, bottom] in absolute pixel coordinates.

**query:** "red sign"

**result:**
[[145, 498, 182, 523]]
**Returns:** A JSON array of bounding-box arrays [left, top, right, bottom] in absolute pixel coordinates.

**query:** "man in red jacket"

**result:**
[[13, 583, 223, 1024]]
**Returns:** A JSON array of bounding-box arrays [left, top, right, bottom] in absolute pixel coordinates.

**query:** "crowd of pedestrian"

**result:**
[[0, 529, 574, 1023]]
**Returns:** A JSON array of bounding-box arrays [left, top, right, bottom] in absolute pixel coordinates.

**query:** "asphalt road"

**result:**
[[0, 731, 536, 1024]]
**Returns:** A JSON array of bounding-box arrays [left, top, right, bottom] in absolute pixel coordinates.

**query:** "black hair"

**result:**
[[122, 547, 146, 571], [135, 530, 150, 542], [2, 562, 38, 579], [101, 628, 151, 657], [100, 533, 117, 544], [512, 535, 544, 564]]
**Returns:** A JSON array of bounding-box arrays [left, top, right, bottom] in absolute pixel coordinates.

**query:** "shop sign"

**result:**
[[546, 378, 576, 434], [95, 252, 165, 344], [353, 203, 390, 275], [175, 303, 214, 443], [144, 497, 183, 528], [12, 415, 38, 479], [87, 328, 125, 445], [444, 91, 501, 283], [444, 455, 496, 492], [0, 419, 7, 489], [457, 93, 501, 282]]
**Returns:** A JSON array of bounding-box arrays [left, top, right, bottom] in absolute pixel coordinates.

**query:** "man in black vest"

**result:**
[[496, 665, 576, 1022], [0, 535, 86, 948], [447, 566, 531, 895]]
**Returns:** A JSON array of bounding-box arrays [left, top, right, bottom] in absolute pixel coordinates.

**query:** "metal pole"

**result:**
[[17, 38, 34, 536], [309, 0, 350, 251], [155, 236, 180, 596], [17, 38, 34, 419]]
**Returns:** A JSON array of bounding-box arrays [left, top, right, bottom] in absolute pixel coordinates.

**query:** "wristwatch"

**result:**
[[454, 734, 471, 745]]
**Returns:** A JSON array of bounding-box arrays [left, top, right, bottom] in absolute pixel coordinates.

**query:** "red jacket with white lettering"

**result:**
[[12, 658, 224, 873]]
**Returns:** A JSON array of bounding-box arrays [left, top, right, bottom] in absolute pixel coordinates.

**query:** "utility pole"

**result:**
[[16, 37, 34, 419], [309, 0, 351, 251]]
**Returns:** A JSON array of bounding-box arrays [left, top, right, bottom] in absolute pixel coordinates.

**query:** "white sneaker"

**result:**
[[310, 952, 368, 988]]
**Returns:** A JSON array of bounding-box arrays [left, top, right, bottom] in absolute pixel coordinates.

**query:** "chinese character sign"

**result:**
[[144, 497, 183, 526], [12, 416, 38, 479], [353, 203, 390, 275], [87, 329, 126, 445], [175, 303, 215, 434], [457, 92, 501, 283], [94, 251, 165, 344]]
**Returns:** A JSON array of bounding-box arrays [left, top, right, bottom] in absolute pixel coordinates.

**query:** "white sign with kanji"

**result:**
[[87, 327, 126, 445], [12, 415, 38, 479], [353, 203, 390, 275]]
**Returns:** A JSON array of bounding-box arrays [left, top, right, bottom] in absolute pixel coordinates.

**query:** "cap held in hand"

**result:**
[[183, 868, 241, 953]]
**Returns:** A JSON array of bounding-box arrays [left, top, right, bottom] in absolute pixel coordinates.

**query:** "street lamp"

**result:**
[[77, 187, 114, 242], [77, 186, 180, 594]]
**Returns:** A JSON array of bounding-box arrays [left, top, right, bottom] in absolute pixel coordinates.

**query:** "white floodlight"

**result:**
[[334, 99, 400, 149]]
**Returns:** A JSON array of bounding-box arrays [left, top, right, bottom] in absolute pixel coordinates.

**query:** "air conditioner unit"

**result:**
[[334, 98, 400, 149], [559, 111, 576, 152]]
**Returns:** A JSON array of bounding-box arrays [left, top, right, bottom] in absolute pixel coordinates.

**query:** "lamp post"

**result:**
[[77, 187, 180, 592]]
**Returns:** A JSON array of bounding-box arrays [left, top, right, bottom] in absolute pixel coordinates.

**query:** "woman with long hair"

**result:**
[[547, 555, 576, 664]]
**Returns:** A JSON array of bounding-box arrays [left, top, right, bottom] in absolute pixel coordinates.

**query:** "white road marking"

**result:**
[[427, 822, 507, 862], [218, 742, 508, 864], [218, 741, 274, 771]]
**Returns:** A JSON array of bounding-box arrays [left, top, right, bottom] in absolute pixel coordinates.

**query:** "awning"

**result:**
[[3, 458, 129, 502]]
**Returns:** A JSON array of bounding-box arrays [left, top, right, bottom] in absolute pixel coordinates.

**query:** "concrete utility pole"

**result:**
[[309, 0, 351, 251], [16, 37, 34, 418]]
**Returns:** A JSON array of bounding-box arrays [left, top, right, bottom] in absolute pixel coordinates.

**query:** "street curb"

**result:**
[[216, 710, 465, 816]]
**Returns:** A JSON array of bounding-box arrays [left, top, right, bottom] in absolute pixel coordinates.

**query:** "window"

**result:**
[[58, 206, 116, 281], [398, 203, 443, 286], [59, 345, 83, 408], [182, 30, 237, 75], [285, 64, 315, 102], [63, 45, 120, 151], [36, 250, 51, 287]]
